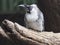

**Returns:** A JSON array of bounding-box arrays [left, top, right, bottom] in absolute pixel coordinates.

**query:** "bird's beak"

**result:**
[[18, 4, 30, 13], [18, 4, 25, 7]]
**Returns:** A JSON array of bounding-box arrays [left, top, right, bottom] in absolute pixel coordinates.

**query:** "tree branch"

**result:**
[[1, 19, 60, 45]]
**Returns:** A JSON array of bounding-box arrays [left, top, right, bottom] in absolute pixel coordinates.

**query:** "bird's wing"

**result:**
[[38, 9, 44, 22]]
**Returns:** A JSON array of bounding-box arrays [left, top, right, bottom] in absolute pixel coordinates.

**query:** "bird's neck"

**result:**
[[26, 7, 38, 14], [25, 8, 38, 22]]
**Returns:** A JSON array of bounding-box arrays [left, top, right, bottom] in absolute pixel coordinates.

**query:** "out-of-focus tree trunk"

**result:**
[[37, 0, 60, 32]]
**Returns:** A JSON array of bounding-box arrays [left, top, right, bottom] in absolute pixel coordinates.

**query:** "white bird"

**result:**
[[18, 4, 44, 32]]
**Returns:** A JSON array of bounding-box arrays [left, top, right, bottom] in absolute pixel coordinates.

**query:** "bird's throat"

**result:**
[[27, 11, 31, 14]]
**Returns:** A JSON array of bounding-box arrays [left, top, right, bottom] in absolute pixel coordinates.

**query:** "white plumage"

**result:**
[[18, 4, 44, 32]]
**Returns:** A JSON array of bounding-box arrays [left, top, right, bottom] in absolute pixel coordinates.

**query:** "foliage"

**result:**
[[23, 0, 37, 4]]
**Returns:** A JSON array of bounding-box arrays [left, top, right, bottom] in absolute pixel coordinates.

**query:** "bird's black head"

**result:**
[[18, 4, 33, 13]]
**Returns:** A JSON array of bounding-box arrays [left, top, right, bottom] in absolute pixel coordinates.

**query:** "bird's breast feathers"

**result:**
[[25, 8, 39, 22], [25, 13, 38, 22]]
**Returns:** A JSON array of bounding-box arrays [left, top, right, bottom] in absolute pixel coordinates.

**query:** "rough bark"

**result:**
[[0, 19, 60, 45]]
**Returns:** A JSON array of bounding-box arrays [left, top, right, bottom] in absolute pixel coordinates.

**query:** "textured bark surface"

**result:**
[[38, 0, 60, 32], [0, 19, 60, 45]]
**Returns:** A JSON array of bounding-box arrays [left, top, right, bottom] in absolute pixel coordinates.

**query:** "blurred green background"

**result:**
[[0, 0, 37, 13]]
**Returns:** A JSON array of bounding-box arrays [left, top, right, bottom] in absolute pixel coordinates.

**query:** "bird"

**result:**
[[18, 4, 44, 32]]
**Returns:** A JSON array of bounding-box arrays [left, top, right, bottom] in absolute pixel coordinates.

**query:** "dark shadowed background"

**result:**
[[0, 0, 60, 32]]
